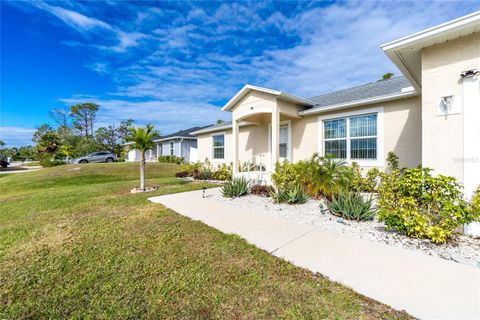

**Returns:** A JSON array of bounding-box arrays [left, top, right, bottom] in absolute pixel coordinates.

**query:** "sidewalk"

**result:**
[[149, 188, 480, 320]]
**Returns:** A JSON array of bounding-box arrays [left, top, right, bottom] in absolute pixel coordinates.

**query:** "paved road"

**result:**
[[149, 188, 480, 320]]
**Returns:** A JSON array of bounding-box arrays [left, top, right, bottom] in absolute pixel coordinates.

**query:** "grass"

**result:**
[[0, 162, 411, 319]]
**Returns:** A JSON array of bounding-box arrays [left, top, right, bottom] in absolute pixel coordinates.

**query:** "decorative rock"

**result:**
[[130, 186, 158, 193]]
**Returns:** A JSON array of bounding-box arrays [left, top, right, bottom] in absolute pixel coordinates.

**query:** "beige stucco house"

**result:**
[[192, 12, 480, 198]]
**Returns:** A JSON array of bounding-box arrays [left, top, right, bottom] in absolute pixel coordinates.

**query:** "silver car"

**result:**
[[74, 151, 117, 164]]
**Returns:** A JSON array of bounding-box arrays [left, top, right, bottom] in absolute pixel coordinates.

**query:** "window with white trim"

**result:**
[[324, 113, 377, 160], [212, 134, 225, 159], [170, 141, 174, 155]]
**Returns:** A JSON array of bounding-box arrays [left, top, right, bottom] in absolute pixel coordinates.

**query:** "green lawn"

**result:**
[[0, 162, 411, 319]]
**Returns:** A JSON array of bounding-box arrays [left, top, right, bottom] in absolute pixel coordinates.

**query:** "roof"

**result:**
[[222, 84, 314, 111], [305, 76, 414, 109], [154, 126, 209, 142], [190, 121, 255, 135], [381, 11, 480, 90]]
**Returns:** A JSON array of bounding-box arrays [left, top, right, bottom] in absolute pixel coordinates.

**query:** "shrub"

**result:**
[[176, 162, 202, 177], [271, 185, 309, 204], [250, 184, 274, 197], [158, 155, 184, 164], [349, 162, 380, 193], [386, 151, 399, 172], [377, 167, 472, 244], [327, 192, 376, 221], [39, 155, 65, 167], [302, 154, 352, 199], [466, 186, 480, 220], [211, 163, 232, 181], [194, 168, 212, 180], [271, 154, 352, 199], [175, 171, 189, 178], [271, 160, 305, 190], [222, 177, 249, 198]]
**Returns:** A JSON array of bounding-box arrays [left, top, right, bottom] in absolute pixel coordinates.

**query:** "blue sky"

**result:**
[[1, 1, 478, 146]]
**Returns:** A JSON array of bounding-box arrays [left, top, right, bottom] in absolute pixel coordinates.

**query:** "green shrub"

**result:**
[[211, 163, 232, 181], [271, 160, 305, 190], [377, 167, 472, 244], [39, 155, 65, 167], [271, 154, 351, 199], [158, 155, 184, 164], [349, 162, 380, 193], [194, 168, 212, 180], [386, 151, 399, 172], [250, 184, 274, 197], [327, 192, 376, 221], [302, 154, 352, 199], [271, 185, 309, 204], [467, 186, 480, 220], [176, 162, 202, 177], [222, 177, 249, 198]]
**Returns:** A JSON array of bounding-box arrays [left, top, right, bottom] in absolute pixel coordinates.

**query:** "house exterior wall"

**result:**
[[421, 32, 480, 182], [181, 139, 197, 162], [197, 124, 269, 167], [196, 96, 422, 170], [232, 91, 277, 121], [161, 140, 181, 157]]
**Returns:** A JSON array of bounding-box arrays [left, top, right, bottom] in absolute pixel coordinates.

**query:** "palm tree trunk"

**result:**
[[140, 151, 145, 191]]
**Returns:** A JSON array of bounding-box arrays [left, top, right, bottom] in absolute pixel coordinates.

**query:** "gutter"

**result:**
[[298, 91, 418, 116]]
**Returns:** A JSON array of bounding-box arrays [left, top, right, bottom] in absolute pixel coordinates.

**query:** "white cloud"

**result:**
[[31, 1, 145, 52], [0, 127, 36, 147], [32, 1, 113, 32]]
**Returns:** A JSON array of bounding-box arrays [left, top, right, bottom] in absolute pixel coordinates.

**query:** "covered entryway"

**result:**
[[221, 85, 313, 181]]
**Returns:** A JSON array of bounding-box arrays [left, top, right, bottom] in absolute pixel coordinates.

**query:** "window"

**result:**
[[212, 134, 225, 160], [279, 125, 288, 158], [324, 113, 377, 160], [170, 141, 174, 155]]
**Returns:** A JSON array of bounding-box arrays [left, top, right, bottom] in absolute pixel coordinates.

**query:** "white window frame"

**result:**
[[268, 120, 292, 162], [211, 132, 226, 162], [318, 106, 384, 167], [169, 141, 175, 156]]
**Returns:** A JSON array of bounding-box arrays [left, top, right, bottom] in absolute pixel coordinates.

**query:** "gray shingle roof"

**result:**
[[159, 126, 210, 140], [307, 76, 412, 109]]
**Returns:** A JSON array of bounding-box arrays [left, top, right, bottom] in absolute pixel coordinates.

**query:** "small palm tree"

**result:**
[[127, 124, 157, 191]]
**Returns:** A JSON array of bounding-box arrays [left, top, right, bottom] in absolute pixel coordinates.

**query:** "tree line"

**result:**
[[0, 103, 136, 163]]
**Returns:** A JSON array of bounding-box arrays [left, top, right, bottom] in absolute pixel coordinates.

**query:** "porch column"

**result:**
[[271, 104, 280, 171], [232, 119, 239, 174]]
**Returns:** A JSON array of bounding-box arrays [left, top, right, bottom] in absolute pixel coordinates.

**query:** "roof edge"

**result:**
[[153, 136, 197, 142], [299, 90, 418, 116], [221, 84, 313, 112], [380, 11, 480, 51], [191, 121, 255, 135]]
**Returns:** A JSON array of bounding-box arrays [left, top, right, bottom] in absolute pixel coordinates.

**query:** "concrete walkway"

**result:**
[[149, 188, 480, 320]]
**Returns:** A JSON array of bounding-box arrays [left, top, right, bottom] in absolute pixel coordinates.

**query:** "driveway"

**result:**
[[149, 188, 480, 320]]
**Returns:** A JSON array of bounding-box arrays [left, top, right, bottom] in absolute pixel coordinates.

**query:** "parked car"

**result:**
[[0, 155, 9, 168], [73, 152, 117, 164]]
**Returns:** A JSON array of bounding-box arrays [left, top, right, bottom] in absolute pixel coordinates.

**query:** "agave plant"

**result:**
[[327, 192, 376, 221], [271, 185, 309, 204], [221, 177, 249, 198]]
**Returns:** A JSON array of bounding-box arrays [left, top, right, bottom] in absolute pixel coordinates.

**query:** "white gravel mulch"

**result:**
[[213, 194, 480, 267]]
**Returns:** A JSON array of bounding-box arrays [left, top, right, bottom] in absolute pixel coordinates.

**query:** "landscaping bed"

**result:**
[[213, 194, 480, 267]]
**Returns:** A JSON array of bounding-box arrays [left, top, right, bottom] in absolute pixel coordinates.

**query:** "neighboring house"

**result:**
[[192, 12, 480, 198], [126, 126, 208, 163]]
